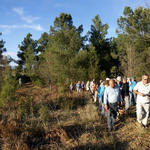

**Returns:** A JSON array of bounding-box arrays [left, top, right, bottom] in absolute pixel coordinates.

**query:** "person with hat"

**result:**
[[116, 76, 122, 89]]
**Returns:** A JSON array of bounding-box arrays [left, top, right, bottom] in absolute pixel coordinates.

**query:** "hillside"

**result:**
[[0, 84, 150, 150]]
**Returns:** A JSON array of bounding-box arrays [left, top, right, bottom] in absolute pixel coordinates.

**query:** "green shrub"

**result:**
[[0, 67, 17, 106], [18, 96, 34, 121], [38, 105, 50, 126], [31, 75, 43, 86]]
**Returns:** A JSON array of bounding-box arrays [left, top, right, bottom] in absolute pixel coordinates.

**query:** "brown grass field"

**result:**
[[0, 83, 150, 150]]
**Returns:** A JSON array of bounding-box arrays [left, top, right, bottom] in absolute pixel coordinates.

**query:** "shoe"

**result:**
[[108, 128, 112, 132], [142, 124, 148, 128], [112, 126, 116, 131]]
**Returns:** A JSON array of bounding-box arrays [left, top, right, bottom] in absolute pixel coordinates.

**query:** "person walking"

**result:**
[[129, 77, 137, 106], [19, 78, 22, 86], [104, 79, 122, 131], [99, 80, 109, 115], [86, 81, 90, 91], [122, 77, 130, 111], [133, 74, 150, 128], [76, 81, 81, 93], [93, 82, 98, 103], [70, 82, 74, 91], [81, 81, 85, 92], [90, 80, 94, 94]]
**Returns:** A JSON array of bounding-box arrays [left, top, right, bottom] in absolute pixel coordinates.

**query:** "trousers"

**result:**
[[136, 101, 150, 126]]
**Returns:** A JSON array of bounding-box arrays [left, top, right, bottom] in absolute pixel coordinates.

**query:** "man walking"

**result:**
[[104, 79, 122, 131], [133, 74, 150, 128], [129, 77, 137, 106], [76, 81, 81, 93], [122, 77, 130, 111]]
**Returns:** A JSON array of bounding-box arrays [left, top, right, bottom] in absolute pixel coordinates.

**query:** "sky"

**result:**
[[0, 0, 149, 65]]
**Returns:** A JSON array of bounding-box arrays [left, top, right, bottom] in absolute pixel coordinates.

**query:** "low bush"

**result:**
[[39, 105, 50, 126], [0, 67, 17, 106]]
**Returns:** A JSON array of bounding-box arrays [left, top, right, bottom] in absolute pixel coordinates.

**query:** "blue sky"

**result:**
[[0, 0, 149, 64]]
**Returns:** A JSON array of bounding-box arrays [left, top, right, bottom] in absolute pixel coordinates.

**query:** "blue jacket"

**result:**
[[129, 81, 137, 92], [99, 85, 106, 103]]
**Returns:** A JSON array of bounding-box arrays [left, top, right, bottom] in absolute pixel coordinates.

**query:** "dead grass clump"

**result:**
[[78, 103, 100, 122], [0, 124, 24, 150], [79, 132, 97, 145], [23, 127, 45, 148], [46, 127, 78, 149]]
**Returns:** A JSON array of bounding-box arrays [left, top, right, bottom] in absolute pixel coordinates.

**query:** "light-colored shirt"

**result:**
[[129, 81, 137, 92], [104, 86, 122, 104], [134, 81, 150, 103]]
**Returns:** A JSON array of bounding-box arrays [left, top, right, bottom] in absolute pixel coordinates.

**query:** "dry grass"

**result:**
[[0, 83, 150, 149]]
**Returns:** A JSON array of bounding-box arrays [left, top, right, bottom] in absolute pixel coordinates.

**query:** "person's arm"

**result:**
[[104, 88, 108, 110], [133, 90, 144, 96], [99, 87, 103, 98], [133, 83, 144, 96], [101, 87, 105, 97]]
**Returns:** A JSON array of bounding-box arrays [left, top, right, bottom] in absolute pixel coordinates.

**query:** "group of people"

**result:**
[[70, 81, 86, 93], [70, 74, 150, 131]]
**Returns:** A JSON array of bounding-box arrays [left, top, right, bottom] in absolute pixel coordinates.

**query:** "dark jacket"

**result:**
[[122, 82, 129, 98]]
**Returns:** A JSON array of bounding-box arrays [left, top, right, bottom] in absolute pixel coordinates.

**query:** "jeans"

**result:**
[[106, 102, 118, 130], [129, 92, 137, 106], [99, 101, 105, 116], [77, 88, 80, 93], [101, 103, 105, 115], [124, 96, 130, 110]]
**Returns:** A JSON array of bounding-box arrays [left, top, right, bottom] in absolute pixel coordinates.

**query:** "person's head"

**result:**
[[116, 76, 121, 84], [100, 80, 102, 84], [100, 81, 104, 86], [104, 80, 109, 87], [123, 77, 127, 83], [127, 78, 130, 82], [106, 78, 110, 81], [109, 79, 115, 88], [131, 76, 135, 81], [142, 74, 149, 85]]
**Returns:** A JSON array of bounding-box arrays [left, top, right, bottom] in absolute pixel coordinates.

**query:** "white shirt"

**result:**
[[134, 81, 150, 103], [104, 86, 122, 104]]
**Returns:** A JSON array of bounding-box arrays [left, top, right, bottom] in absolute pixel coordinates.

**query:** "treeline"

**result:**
[[0, 6, 150, 97], [16, 13, 119, 88]]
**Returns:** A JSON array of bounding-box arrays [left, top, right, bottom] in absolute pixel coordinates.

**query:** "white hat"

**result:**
[[117, 76, 121, 81], [106, 78, 110, 81]]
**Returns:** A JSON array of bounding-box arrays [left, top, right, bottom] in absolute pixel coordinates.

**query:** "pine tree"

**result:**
[[24, 45, 36, 77], [17, 33, 38, 72], [39, 13, 85, 87], [116, 6, 150, 77], [88, 15, 116, 78]]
